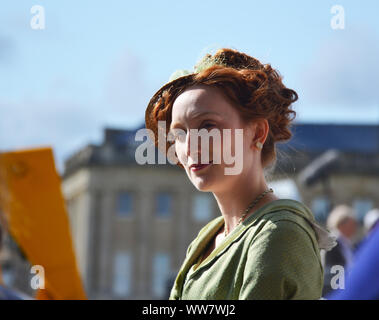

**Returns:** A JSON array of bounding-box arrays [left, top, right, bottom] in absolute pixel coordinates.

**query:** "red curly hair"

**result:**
[[145, 48, 297, 168]]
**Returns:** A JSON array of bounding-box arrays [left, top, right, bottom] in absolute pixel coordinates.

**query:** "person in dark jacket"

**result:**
[[0, 224, 31, 300], [327, 222, 379, 300], [322, 205, 357, 296]]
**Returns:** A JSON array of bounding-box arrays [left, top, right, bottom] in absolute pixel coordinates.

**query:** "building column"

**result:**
[[136, 187, 152, 299], [97, 190, 114, 298]]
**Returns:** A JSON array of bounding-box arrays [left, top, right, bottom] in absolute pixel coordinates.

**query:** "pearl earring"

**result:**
[[256, 141, 263, 150]]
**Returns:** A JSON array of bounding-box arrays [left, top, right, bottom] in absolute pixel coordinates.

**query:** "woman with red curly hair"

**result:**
[[145, 48, 336, 300]]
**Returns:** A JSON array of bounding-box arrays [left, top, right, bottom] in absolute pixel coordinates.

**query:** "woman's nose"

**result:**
[[186, 130, 200, 159], [185, 130, 192, 157]]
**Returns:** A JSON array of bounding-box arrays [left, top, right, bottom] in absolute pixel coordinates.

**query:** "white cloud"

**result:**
[[301, 26, 379, 107], [0, 48, 150, 173], [104, 48, 149, 127], [0, 35, 14, 63], [0, 97, 102, 173]]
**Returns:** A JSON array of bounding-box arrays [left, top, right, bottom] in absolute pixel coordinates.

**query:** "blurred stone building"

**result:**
[[282, 124, 379, 228], [60, 123, 379, 299]]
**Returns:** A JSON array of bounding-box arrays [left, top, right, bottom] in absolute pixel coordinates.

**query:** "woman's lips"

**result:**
[[190, 161, 213, 172]]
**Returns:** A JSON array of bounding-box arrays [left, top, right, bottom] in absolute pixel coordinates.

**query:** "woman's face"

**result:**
[[170, 84, 259, 192]]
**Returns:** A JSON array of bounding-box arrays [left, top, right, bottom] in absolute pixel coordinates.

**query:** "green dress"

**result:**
[[169, 199, 327, 300]]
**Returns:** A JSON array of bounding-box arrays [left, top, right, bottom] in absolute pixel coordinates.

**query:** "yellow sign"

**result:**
[[0, 147, 86, 299]]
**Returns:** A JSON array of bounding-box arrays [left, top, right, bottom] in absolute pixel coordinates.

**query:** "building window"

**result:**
[[152, 253, 171, 298], [311, 196, 330, 223], [353, 198, 373, 223], [112, 251, 132, 297], [192, 194, 213, 222], [155, 193, 172, 218], [117, 192, 133, 217]]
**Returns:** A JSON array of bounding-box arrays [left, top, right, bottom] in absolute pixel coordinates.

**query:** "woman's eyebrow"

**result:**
[[170, 111, 221, 131]]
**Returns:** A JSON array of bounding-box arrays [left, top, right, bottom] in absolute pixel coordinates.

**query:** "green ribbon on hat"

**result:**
[[168, 54, 227, 82], [168, 69, 192, 82]]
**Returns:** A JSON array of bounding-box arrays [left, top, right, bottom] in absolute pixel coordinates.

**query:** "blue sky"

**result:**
[[1, 0, 379, 172]]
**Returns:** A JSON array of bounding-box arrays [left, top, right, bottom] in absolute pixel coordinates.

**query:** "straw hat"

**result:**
[[144, 48, 265, 156]]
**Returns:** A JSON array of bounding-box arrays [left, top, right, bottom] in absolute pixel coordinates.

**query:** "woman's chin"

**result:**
[[191, 176, 214, 192], [186, 164, 220, 192], [194, 183, 212, 192]]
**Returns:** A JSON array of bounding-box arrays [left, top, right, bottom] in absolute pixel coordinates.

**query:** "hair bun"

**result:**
[[212, 48, 263, 71], [196, 48, 298, 167]]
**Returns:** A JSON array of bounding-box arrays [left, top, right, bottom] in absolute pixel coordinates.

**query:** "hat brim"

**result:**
[[145, 73, 196, 143], [144, 74, 196, 166]]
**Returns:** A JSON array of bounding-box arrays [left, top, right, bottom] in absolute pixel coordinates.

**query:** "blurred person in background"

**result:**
[[354, 208, 379, 252], [322, 205, 357, 296], [327, 210, 379, 300], [363, 208, 379, 236], [0, 224, 30, 300]]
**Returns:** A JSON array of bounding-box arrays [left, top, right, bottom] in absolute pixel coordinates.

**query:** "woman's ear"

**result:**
[[249, 118, 269, 150]]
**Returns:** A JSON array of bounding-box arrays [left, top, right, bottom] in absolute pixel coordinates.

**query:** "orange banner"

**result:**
[[0, 147, 86, 300]]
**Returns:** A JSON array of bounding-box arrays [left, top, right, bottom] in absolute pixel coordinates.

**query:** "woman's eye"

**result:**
[[177, 133, 186, 142], [201, 122, 215, 130]]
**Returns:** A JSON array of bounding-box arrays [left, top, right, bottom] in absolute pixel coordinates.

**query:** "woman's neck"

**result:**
[[212, 171, 279, 235]]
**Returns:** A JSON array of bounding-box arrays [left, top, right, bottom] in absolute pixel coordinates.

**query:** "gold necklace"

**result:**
[[224, 188, 274, 237]]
